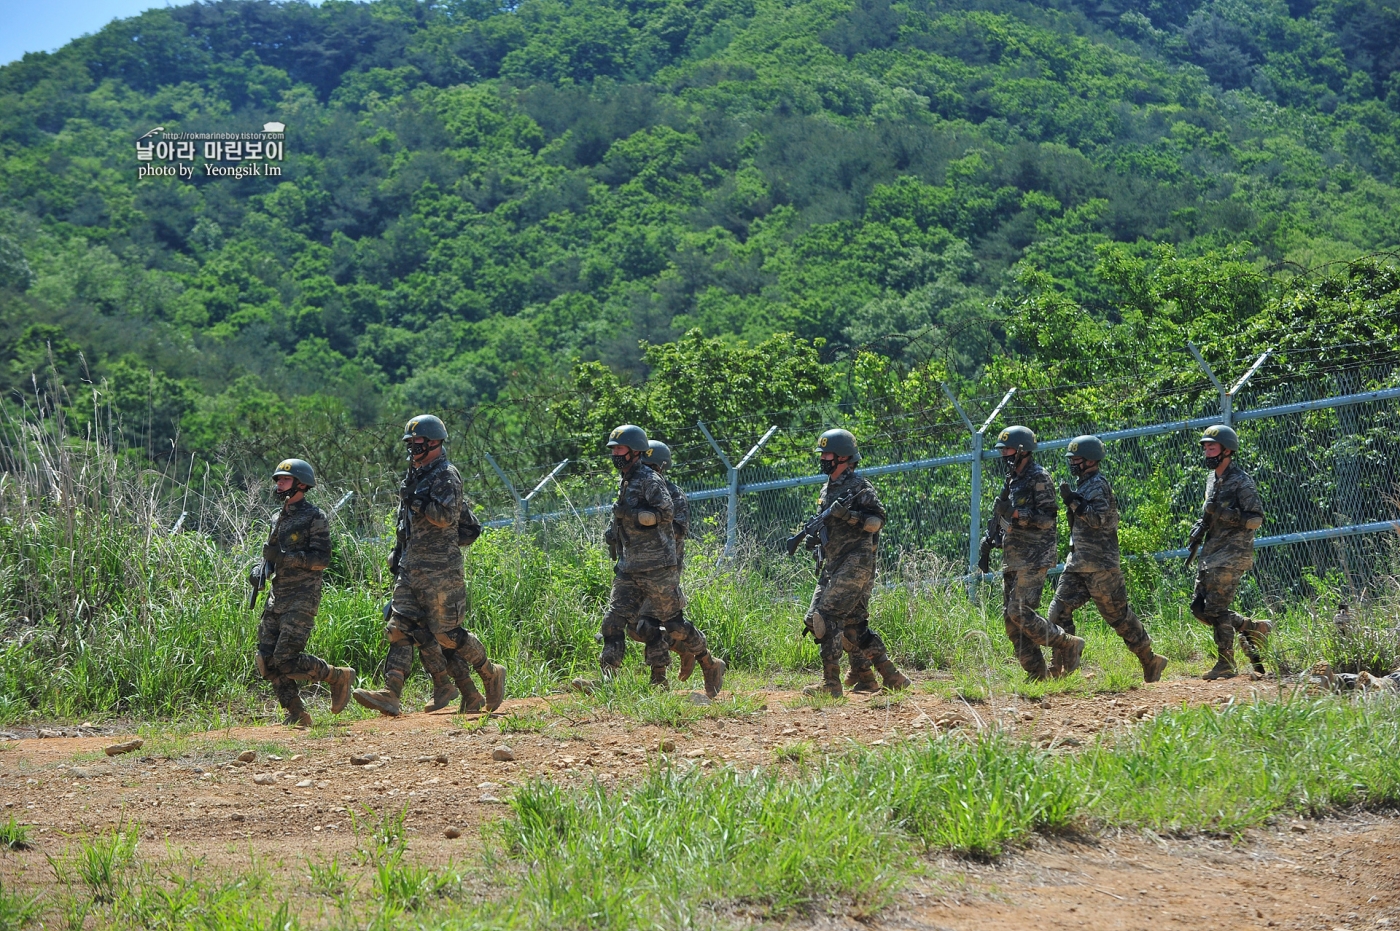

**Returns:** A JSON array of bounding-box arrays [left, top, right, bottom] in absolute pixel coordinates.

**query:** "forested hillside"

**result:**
[[1, 0, 1398, 468]]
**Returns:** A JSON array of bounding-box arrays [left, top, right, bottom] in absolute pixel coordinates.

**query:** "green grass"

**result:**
[[3, 479, 1398, 725], [8, 694, 1400, 930], [0, 817, 30, 851]]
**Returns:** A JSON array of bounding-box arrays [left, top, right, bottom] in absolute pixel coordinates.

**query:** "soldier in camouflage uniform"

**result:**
[[641, 440, 723, 688], [1187, 424, 1271, 680], [353, 415, 505, 716], [252, 459, 355, 727], [596, 426, 725, 697], [802, 429, 910, 697], [979, 426, 1084, 681], [1046, 436, 1169, 682]]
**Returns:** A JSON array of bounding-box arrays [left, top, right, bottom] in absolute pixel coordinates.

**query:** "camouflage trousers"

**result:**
[[386, 566, 486, 684], [601, 567, 691, 668], [1048, 569, 1151, 655], [805, 562, 890, 668], [257, 606, 330, 714], [1002, 567, 1070, 675], [1189, 566, 1256, 658]]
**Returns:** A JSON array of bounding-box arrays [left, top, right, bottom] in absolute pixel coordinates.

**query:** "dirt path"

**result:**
[[4, 672, 1377, 929], [890, 814, 1398, 931]]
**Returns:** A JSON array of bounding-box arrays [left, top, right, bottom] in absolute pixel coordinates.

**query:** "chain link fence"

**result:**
[[483, 354, 1400, 607]]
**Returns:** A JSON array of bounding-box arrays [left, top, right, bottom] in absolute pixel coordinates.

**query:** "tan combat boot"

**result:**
[[326, 666, 356, 714], [678, 652, 697, 683], [876, 659, 911, 691], [424, 672, 460, 713], [1052, 635, 1086, 678], [477, 662, 506, 712], [698, 653, 726, 698], [1137, 650, 1168, 684], [1202, 652, 1236, 680], [803, 661, 843, 698], [283, 708, 312, 727], [353, 673, 404, 716]]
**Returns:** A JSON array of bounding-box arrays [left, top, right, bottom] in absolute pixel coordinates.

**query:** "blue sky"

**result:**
[[0, 0, 175, 65]]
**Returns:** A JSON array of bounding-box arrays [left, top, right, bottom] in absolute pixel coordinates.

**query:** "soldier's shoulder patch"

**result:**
[[1034, 482, 1048, 491]]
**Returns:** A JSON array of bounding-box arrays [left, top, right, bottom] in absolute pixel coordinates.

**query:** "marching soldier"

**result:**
[[353, 415, 505, 716], [642, 440, 722, 687], [801, 429, 909, 697], [979, 426, 1084, 680], [252, 458, 355, 726], [596, 426, 725, 696], [1187, 424, 1270, 679], [1046, 435, 1168, 681]]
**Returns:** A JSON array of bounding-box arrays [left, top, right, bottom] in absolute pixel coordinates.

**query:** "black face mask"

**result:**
[[999, 454, 1018, 475], [274, 485, 294, 501], [819, 458, 838, 475], [1069, 460, 1092, 478], [612, 453, 632, 472], [1203, 453, 1225, 470]]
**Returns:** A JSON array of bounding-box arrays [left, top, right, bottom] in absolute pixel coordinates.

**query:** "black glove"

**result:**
[[1203, 500, 1219, 518], [1058, 482, 1074, 506], [261, 543, 280, 567], [977, 539, 993, 575], [830, 500, 852, 521]]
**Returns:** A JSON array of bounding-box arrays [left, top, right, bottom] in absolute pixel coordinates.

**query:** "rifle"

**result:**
[[247, 559, 269, 610], [785, 487, 860, 570], [248, 528, 281, 610], [977, 474, 1013, 574], [1185, 475, 1224, 568]]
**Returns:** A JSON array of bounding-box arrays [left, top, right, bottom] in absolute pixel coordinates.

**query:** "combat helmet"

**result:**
[[606, 424, 650, 452], [1065, 435, 1106, 462], [815, 428, 860, 461], [273, 458, 316, 489], [1198, 424, 1239, 451], [403, 414, 448, 441], [994, 425, 1037, 453], [645, 440, 673, 472]]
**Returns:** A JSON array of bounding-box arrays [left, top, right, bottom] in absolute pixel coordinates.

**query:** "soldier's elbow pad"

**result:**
[[636, 510, 658, 527], [1245, 516, 1263, 530], [862, 515, 884, 533]]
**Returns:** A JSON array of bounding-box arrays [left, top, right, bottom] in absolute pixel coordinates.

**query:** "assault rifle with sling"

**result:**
[[1184, 475, 1224, 569], [785, 487, 860, 572]]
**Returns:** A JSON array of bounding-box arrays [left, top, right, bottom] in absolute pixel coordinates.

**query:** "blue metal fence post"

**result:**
[[483, 451, 523, 532], [697, 420, 777, 560], [944, 384, 1016, 600]]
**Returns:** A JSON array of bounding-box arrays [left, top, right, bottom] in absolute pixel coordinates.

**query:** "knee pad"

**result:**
[[600, 635, 626, 668], [435, 628, 468, 651], [633, 616, 662, 644], [1189, 593, 1210, 623]]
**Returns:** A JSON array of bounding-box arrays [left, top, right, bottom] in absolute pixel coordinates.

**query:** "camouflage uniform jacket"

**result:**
[[1195, 462, 1264, 571], [819, 471, 885, 575], [1064, 470, 1120, 571], [613, 463, 677, 574], [266, 498, 331, 610], [996, 461, 1058, 571], [664, 478, 689, 569], [400, 456, 464, 573]]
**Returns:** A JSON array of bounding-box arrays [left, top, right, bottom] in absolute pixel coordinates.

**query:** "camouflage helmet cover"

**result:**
[[815, 428, 859, 461], [1199, 423, 1239, 451], [272, 458, 316, 488], [994, 425, 1037, 453], [606, 424, 650, 451], [403, 414, 448, 441], [1065, 434, 1106, 462]]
